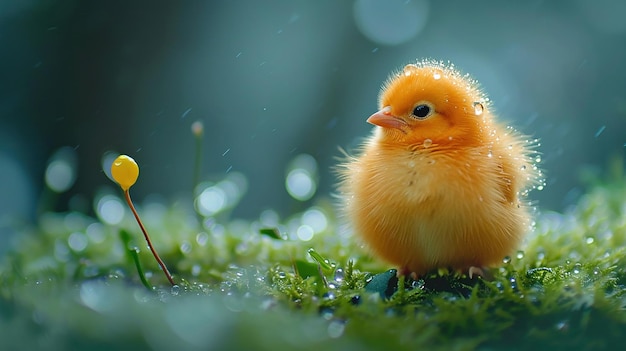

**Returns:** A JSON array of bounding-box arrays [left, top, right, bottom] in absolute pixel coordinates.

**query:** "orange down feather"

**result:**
[[339, 60, 542, 277]]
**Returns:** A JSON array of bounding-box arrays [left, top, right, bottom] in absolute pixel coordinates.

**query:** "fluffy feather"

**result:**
[[338, 60, 543, 277]]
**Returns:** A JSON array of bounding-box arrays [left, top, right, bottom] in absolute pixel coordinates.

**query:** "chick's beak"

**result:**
[[367, 106, 407, 130]]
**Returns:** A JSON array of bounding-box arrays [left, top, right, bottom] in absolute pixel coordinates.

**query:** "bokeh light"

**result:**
[[101, 151, 120, 183], [296, 224, 315, 241], [285, 154, 318, 201], [353, 0, 429, 45], [44, 147, 77, 193], [301, 208, 328, 233], [197, 186, 226, 216], [95, 195, 125, 225], [68, 232, 88, 252], [195, 172, 248, 216]]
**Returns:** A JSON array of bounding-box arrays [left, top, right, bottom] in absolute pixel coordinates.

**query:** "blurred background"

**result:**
[[1, 0, 625, 241]]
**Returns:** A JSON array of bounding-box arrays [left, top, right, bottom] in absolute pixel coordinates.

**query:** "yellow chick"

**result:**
[[339, 60, 542, 277]]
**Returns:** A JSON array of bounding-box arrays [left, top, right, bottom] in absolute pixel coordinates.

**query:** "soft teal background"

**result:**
[[1, 0, 624, 229]]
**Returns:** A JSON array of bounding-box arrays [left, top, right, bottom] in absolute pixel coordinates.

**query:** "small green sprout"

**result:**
[[111, 154, 176, 286]]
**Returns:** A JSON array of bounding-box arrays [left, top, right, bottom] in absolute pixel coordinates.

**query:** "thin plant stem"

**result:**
[[130, 247, 153, 290], [119, 229, 153, 290], [193, 127, 203, 225], [193, 130, 202, 196], [124, 190, 176, 286]]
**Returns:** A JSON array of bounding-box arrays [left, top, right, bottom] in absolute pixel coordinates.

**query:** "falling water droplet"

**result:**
[[423, 139, 433, 148], [170, 285, 180, 296], [473, 102, 484, 116], [594, 125, 606, 138]]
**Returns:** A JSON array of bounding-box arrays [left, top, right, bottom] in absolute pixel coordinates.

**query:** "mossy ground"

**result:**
[[1, 163, 625, 351]]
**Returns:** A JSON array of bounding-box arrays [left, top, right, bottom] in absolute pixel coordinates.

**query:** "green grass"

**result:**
[[1, 163, 626, 351]]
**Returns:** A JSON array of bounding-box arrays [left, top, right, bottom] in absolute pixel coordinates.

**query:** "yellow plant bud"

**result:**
[[111, 155, 139, 191]]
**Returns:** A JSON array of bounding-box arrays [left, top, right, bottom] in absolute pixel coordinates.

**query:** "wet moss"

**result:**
[[1, 167, 626, 350]]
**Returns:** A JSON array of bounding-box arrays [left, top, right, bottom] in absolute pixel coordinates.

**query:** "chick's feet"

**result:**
[[468, 266, 493, 279], [397, 267, 419, 280]]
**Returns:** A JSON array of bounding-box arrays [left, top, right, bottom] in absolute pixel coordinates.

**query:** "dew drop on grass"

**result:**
[[516, 250, 525, 259], [585, 236, 595, 244], [502, 256, 511, 264], [509, 277, 517, 290], [334, 268, 345, 282], [323, 291, 336, 300], [572, 263, 582, 275]]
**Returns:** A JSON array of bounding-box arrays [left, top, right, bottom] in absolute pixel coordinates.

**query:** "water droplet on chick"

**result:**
[[423, 139, 433, 148], [473, 102, 484, 116]]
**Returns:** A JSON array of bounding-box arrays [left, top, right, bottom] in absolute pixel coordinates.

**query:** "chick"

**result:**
[[339, 60, 542, 278]]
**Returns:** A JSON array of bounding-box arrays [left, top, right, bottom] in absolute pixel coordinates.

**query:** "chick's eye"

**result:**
[[412, 104, 431, 119]]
